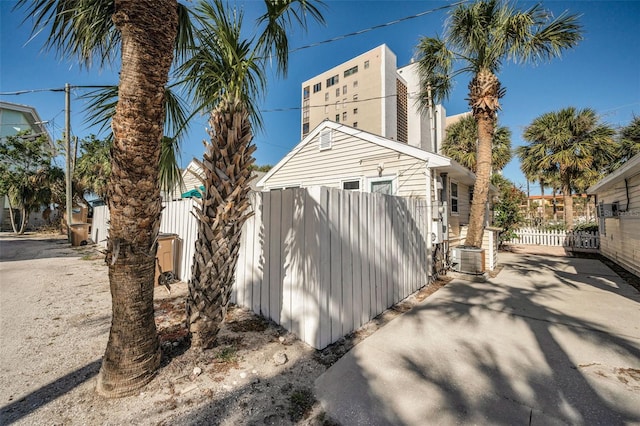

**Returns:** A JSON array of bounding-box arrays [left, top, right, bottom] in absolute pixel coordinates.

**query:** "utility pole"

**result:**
[[65, 83, 73, 242]]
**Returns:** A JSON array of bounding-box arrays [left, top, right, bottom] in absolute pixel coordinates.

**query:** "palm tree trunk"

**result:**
[[96, 0, 178, 398], [7, 202, 18, 234], [187, 98, 256, 349], [563, 180, 574, 231], [465, 69, 501, 248], [18, 207, 28, 234]]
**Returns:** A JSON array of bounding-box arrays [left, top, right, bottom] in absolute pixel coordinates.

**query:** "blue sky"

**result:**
[[1, 1, 639, 193]]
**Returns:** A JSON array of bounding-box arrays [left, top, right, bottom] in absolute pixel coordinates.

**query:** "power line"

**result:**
[[287, 1, 467, 55], [0, 85, 114, 96]]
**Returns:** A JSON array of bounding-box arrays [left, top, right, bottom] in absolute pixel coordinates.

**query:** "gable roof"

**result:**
[[587, 153, 640, 194], [257, 120, 456, 187]]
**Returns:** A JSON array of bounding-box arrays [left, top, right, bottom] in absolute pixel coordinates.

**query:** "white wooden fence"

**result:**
[[508, 227, 599, 250], [92, 187, 431, 349]]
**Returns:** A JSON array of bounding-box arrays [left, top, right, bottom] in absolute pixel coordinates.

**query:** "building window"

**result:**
[[324, 105, 329, 113], [319, 129, 332, 150], [364, 60, 369, 69], [353, 80, 358, 88], [342, 180, 360, 190], [342, 85, 347, 95], [336, 88, 340, 97], [353, 94, 358, 101], [451, 181, 459, 214], [342, 112, 347, 121], [370, 178, 393, 195], [313, 82, 322, 93], [326, 74, 339, 87], [335, 114, 340, 123], [344, 65, 358, 77], [303, 123, 309, 135], [353, 122, 358, 128], [353, 108, 358, 115], [325, 92, 329, 102], [342, 98, 346, 108], [303, 86, 310, 99], [335, 101, 340, 110]]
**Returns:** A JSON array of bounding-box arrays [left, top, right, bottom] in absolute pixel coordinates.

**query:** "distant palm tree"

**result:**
[[180, 0, 324, 348], [16, 0, 195, 397], [518, 107, 617, 229], [615, 116, 640, 169], [442, 114, 512, 173], [416, 0, 582, 247]]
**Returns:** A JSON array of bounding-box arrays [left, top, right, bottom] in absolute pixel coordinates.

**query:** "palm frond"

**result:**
[[16, 0, 118, 69]]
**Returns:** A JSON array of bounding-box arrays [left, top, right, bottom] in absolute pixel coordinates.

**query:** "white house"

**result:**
[[588, 153, 640, 277], [257, 120, 491, 251]]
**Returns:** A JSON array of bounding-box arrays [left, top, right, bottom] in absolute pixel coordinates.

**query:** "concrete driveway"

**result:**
[[315, 252, 640, 425]]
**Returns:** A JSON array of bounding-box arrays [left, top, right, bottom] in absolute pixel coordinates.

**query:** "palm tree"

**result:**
[[16, 0, 193, 397], [180, 0, 324, 348], [615, 116, 640, 169], [518, 107, 617, 230], [416, 0, 582, 247], [442, 114, 512, 173]]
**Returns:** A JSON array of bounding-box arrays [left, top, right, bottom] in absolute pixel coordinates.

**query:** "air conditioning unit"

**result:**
[[451, 246, 485, 275], [598, 202, 619, 218]]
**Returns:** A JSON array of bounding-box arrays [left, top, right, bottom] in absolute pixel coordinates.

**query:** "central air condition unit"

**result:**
[[451, 246, 485, 275]]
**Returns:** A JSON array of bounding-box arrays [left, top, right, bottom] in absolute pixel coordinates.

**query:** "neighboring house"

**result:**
[[164, 159, 267, 200], [0, 101, 52, 231], [588, 153, 640, 277], [257, 120, 487, 244]]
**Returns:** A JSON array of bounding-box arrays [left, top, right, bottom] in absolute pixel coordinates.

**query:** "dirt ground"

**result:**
[[0, 232, 450, 425]]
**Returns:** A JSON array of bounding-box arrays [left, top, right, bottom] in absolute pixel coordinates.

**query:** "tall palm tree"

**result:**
[[518, 107, 617, 230], [442, 114, 512, 173], [16, 0, 194, 397], [180, 0, 324, 348], [416, 0, 581, 247]]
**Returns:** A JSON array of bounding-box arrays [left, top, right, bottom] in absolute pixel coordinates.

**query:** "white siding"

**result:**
[[597, 172, 640, 277], [262, 128, 427, 198]]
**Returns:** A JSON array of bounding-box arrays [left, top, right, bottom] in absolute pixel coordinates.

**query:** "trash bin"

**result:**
[[155, 233, 178, 286], [70, 223, 90, 246]]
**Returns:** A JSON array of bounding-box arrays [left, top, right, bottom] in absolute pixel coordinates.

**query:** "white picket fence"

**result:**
[[508, 227, 599, 250], [92, 187, 431, 349]]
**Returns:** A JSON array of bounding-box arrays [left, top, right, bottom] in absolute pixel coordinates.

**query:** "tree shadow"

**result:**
[[0, 360, 102, 424], [321, 255, 640, 424]]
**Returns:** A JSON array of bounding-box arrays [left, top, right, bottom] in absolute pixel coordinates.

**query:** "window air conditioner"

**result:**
[[598, 202, 619, 218]]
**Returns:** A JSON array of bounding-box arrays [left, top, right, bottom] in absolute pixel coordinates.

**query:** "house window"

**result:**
[[353, 122, 358, 128], [353, 94, 358, 101], [451, 181, 459, 214], [364, 60, 370, 69], [302, 123, 309, 135], [326, 75, 339, 87], [319, 129, 332, 150], [342, 112, 347, 121], [336, 88, 340, 97], [353, 108, 358, 115], [344, 65, 358, 77], [313, 82, 322, 93], [371, 180, 393, 195], [325, 92, 329, 101], [342, 85, 347, 95], [335, 114, 340, 123], [303, 86, 310, 99], [342, 180, 360, 191]]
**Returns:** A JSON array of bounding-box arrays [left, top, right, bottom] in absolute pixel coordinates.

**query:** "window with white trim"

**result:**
[[319, 129, 332, 150], [342, 180, 360, 191], [450, 181, 459, 214], [369, 176, 394, 195]]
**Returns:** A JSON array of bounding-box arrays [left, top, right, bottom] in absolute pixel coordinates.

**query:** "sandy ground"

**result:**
[[0, 232, 449, 425]]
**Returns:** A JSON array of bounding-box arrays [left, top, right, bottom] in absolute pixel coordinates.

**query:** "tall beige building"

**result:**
[[300, 44, 447, 153]]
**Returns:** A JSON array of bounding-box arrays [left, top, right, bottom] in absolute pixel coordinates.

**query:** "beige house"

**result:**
[[257, 120, 483, 242], [588, 153, 640, 277]]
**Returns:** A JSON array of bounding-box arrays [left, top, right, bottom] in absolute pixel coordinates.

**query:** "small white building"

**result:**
[[258, 120, 487, 246], [588, 153, 640, 277]]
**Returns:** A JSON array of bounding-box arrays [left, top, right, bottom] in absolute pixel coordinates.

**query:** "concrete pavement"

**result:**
[[315, 252, 640, 425]]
